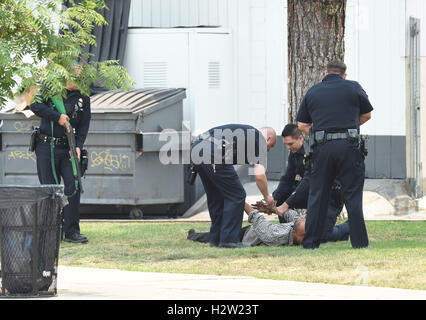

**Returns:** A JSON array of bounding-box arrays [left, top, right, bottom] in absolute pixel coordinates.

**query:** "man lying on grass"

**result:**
[[187, 203, 349, 248]]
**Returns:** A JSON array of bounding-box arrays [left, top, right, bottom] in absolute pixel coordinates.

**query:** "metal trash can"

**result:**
[[0, 185, 65, 297]]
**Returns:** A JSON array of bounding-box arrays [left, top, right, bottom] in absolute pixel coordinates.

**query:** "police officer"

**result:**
[[272, 124, 308, 222], [296, 60, 373, 249], [272, 124, 348, 242], [30, 80, 91, 243], [191, 124, 277, 248]]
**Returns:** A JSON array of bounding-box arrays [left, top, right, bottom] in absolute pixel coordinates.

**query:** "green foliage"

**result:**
[[0, 0, 134, 108]]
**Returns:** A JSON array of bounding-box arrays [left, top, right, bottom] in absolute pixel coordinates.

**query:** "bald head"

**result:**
[[292, 218, 306, 245], [259, 126, 277, 152]]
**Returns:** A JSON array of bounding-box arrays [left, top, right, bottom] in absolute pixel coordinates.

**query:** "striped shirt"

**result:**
[[241, 210, 302, 247]]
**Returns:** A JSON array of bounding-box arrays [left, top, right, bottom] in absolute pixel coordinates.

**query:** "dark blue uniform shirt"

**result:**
[[30, 90, 91, 149], [196, 124, 267, 166], [272, 145, 307, 207], [296, 74, 373, 131]]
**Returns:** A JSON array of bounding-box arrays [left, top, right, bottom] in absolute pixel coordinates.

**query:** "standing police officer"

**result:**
[[30, 80, 91, 243], [191, 124, 277, 248], [296, 61, 373, 249]]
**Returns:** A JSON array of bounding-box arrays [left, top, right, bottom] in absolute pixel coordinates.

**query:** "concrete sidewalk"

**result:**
[[179, 180, 426, 222], [42, 266, 425, 300]]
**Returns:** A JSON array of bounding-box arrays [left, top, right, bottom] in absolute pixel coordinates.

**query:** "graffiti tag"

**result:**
[[90, 150, 131, 172], [8, 150, 36, 162], [14, 120, 39, 133]]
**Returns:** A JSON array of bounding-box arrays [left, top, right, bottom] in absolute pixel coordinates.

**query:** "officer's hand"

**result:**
[[69, 147, 81, 162], [275, 203, 289, 217], [76, 147, 81, 162], [264, 194, 275, 207], [251, 200, 275, 215], [58, 114, 70, 133]]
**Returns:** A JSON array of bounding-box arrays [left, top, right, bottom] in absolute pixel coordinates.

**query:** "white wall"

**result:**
[[345, 0, 407, 137], [122, 28, 235, 133], [128, 0, 287, 133], [345, 0, 426, 137]]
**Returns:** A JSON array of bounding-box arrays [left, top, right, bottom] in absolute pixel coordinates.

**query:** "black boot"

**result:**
[[64, 233, 88, 243]]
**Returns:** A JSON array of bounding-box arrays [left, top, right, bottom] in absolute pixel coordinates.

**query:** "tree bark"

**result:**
[[288, 0, 346, 123]]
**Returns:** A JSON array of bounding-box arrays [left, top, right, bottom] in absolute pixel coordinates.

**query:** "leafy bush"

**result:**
[[0, 0, 134, 108]]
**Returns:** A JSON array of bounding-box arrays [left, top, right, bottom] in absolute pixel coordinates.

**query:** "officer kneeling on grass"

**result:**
[[30, 80, 91, 244], [190, 124, 277, 248]]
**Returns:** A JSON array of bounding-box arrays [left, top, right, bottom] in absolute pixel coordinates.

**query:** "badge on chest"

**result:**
[[65, 97, 84, 119]]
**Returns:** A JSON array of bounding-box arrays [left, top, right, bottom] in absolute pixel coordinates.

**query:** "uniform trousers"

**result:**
[[195, 164, 246, 245], [35, 142, 81, 238], [302, 139, 369, 249]]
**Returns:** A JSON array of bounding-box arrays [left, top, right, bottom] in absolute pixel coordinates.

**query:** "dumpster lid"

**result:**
[[90, 88, 186, 113]]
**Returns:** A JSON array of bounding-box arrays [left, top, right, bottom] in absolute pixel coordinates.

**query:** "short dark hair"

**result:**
[[327, 60, 347, 75], [281, 124, 302, 139]]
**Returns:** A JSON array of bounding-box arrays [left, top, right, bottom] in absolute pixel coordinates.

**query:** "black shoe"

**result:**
[[64, 233, 88, 243], [187, 229, 196, 239], [302, 244, 319, 250], [219, 242, 247, 248], [209, 242, 219, 247], [353, 245, 370, 249]]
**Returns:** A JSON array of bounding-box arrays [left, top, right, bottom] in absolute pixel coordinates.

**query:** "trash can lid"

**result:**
[[0, 185, 65, 208], [90, 88, 186, 113]]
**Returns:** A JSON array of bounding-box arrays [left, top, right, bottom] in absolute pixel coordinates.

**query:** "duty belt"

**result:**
[[37, 133, 69, 147], [314, 129, 359, 144], [325, 132, 349, 141]]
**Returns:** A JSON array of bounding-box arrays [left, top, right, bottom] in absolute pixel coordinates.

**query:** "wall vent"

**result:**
[[143, 61, 168, 87], [208, 61, 221, 89]]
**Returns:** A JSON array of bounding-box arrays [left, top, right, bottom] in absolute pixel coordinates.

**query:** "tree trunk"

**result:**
[[288, 0, 346, 123]]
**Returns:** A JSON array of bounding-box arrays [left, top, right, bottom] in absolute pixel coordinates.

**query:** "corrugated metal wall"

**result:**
[[129, 0, 231, 27]]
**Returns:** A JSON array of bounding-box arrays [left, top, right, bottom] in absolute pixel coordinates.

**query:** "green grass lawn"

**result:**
[[59, 221, 426, 290]]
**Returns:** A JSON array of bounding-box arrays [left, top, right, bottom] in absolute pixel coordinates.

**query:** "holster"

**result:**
[[80, 149, 89, 177], [359, 135, 368, 157], [347, 129, 359, 143], [303, 128, 316, 172], [314, 131, 325, 144], [186, 164, 198, 185], [29, 127, 40, 152]]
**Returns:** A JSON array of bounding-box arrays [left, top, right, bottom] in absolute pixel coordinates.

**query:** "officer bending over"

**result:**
[[191, 124, 277, 248], [30, 80, 91, 243]]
